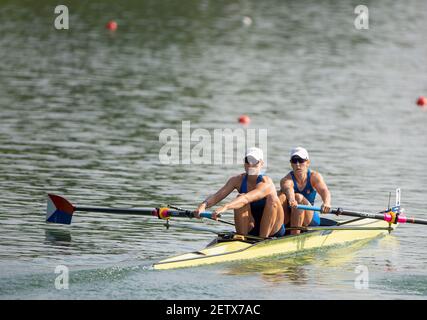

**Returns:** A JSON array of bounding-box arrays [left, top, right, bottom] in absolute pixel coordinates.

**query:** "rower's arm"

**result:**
[[311, 172, 331, 206], [280, 175, 295, 202], [201, 176, 238, 208], [222, 178, 273, 211]]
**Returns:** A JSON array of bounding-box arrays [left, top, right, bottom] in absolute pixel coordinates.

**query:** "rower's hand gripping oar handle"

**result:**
[[157, 207, 218, 220], [166, 205, 220, 220]]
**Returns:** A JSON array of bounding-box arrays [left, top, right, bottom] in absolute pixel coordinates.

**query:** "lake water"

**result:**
[[1, 0, 427, 300]]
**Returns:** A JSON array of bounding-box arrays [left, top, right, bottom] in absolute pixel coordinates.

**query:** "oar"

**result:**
[[297, 205, 427, 225], [46, 194, 218, 225]]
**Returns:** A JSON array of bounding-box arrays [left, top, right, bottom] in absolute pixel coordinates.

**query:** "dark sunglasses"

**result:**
[[245, 157, 259, 165], [290, 157, 307, 164]]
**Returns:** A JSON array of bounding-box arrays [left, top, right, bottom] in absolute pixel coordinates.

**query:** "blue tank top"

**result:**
[[239, 175, 266, 227], [290, 169, 317, 205]]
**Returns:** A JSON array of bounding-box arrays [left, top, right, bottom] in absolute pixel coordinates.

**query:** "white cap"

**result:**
[[290, 147, 309, 160], [245, 147, 263, 164]]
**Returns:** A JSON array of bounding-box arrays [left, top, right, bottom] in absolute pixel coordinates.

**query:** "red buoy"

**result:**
[[238, 115, 251, 125], [106, 20, 118, 31], [416, 96, 427, 107]]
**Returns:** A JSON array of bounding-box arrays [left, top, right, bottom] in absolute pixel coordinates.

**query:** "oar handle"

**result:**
[[297, 205, 322, 211], [200, 212, 218, 219]]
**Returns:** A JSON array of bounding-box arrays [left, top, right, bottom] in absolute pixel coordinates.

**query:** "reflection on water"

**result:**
[[44, 228, 72, 246], [222, 237, 397, 285]]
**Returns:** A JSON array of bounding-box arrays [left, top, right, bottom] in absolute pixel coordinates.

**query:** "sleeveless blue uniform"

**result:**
[[240, 174, 286, 237], [290, 169, 320, 226]]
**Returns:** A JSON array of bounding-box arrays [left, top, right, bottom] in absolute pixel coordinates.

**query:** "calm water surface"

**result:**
[[1, 0, 427, 299]]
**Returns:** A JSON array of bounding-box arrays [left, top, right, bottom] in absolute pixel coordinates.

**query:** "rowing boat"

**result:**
[[46, 188, 427, 270], [153, 218, 394, 270]]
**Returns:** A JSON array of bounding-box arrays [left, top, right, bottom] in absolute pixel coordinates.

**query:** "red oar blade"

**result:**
[[46, 194, 75, 224]]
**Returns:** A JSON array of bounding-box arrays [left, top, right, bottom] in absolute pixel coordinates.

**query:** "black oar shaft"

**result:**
[[402, 217, 427, 225], [76, 206, 155, 215], [331, 209, 383, 220], [297, 205, 427, 226], [331, 209, 427, 225], [76, 206, 191, 218]]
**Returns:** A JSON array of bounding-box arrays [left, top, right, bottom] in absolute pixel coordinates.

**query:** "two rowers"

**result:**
[[194, 147, 331, 238]]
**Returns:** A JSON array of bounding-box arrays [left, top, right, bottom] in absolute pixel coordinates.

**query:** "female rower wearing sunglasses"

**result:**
[[278, 147, 331, 235], [194, 147, 285, 238]]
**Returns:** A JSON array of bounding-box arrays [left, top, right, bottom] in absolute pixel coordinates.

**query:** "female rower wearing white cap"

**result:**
[[194, 147, 285, 238], [278, 147, 331, 235]]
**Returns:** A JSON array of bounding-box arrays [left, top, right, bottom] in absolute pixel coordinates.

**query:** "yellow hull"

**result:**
[[153, 219, 395, 270]]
